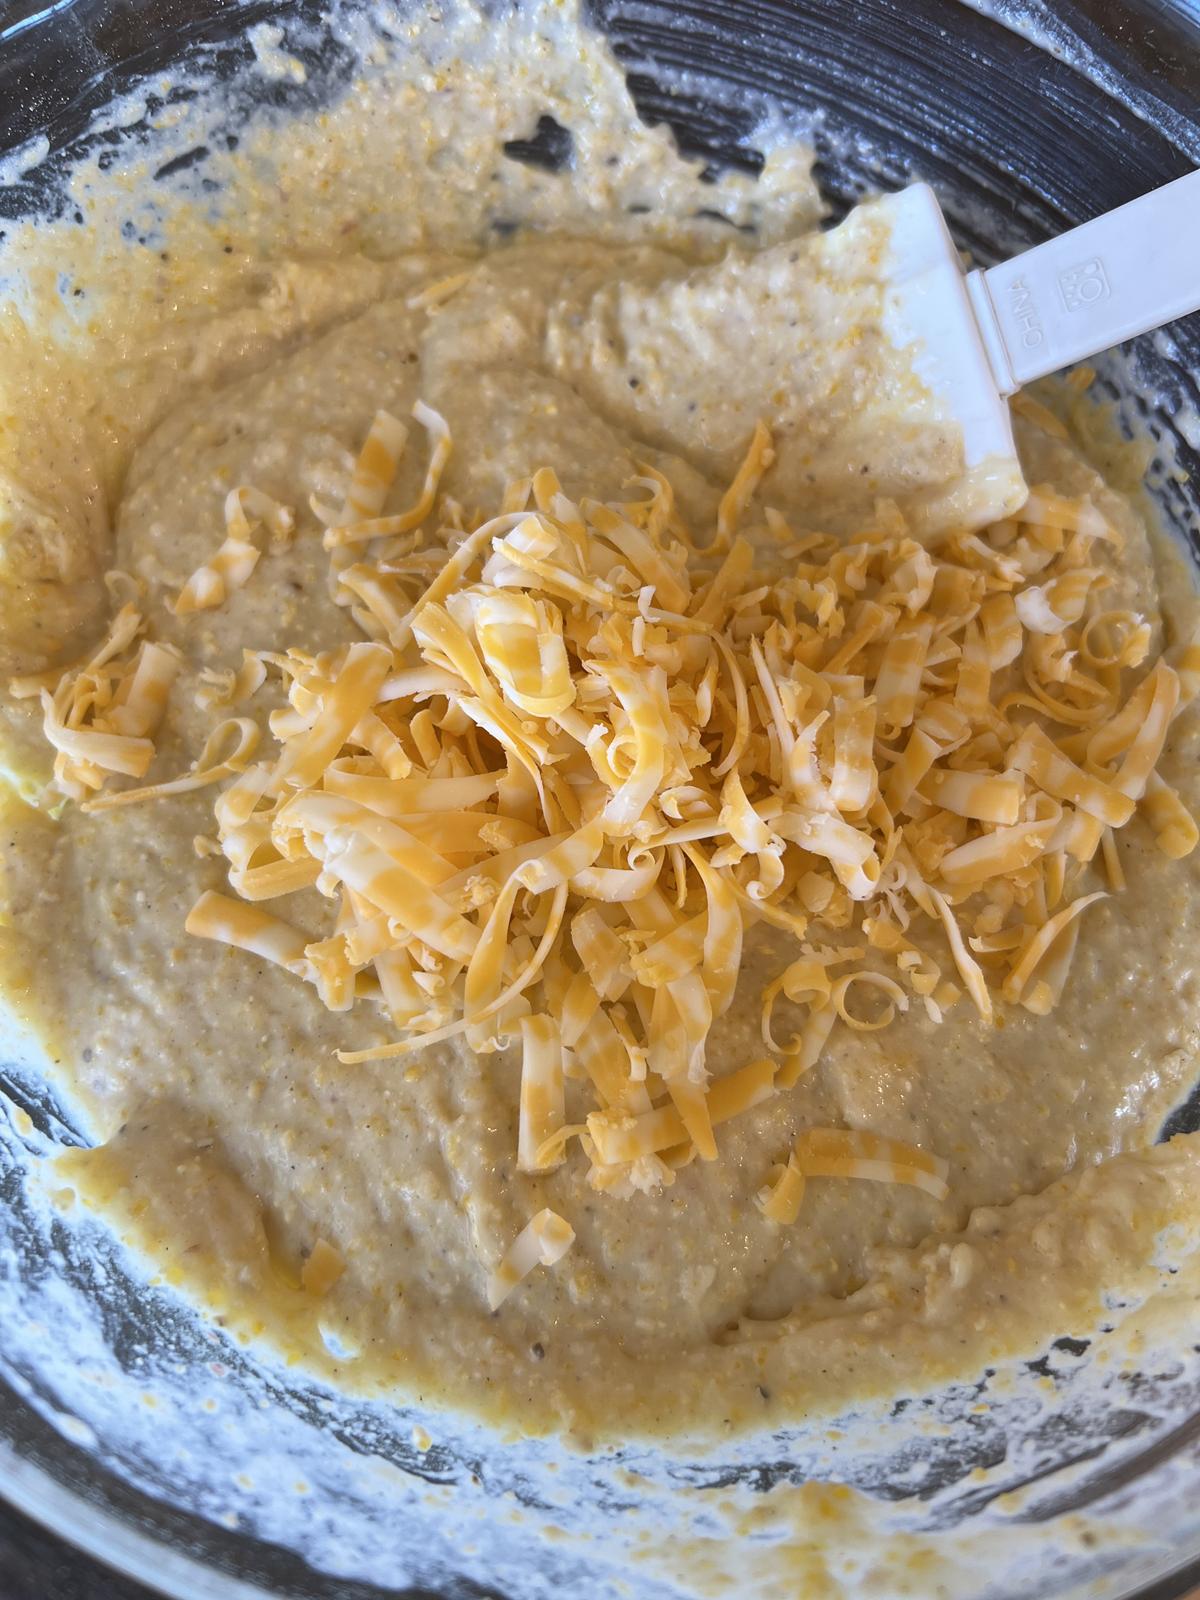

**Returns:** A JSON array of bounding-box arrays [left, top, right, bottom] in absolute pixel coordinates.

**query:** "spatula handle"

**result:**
[[964, 168, 1200, 394]]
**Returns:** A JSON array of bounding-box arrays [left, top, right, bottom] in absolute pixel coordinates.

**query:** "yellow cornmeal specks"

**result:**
[[19, 404, 1199, 1304]]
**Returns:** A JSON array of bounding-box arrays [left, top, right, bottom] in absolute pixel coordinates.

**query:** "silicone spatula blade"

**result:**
[[880, 169, 1200, 531]]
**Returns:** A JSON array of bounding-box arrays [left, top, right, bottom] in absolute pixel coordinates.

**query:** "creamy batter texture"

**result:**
[[0, 0, 1197, 1450]]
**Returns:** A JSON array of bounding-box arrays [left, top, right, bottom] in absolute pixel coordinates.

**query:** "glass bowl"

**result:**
[[1, 2, 1199, 1596]]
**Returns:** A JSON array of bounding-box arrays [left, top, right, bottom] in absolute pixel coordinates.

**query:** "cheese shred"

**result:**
[[486, 1209, 576, 1310]]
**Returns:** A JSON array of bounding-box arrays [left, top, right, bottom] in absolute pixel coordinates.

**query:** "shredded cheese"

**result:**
[[517, 1014, 566, 1172], [792, 1127, 949, 1200], [756, 1155, 806, 1224], [486, 1208, 575, 1310], [22, 400, 1197, 1287], [301, 1237, 346, 1296], [175, 487, 295, 614], [12, 607, 179, 803]]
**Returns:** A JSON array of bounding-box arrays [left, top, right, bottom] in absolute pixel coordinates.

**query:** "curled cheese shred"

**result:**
[[196, 651, 268, 711], [486, 1209, 575, 1311], [81, 718, 260, 813], [322, 403, 453, 549], [29, 399, 1194, 1275], [176, 487, 295, 614], [753, 1125, 946, 1230], [756, 1156, 806, 1224], [831, 970, 909, 1031]]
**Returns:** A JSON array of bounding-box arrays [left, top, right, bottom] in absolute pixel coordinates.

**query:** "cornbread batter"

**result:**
[[0, 0, 1196, 1445]]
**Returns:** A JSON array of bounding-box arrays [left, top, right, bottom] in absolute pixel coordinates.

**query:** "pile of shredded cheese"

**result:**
[[16, 397, 1200, 1309]]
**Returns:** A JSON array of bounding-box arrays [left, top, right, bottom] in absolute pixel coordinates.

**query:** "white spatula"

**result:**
[[882, 168, 1200, 529]]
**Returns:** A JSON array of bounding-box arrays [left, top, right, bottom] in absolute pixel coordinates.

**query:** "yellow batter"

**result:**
[[0, 0, 1196, 1447]]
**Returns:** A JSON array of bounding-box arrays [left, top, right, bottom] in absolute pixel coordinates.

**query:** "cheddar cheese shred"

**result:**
[[19, 406, 1198, 1292], [487, 1208, 576, 1310]]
